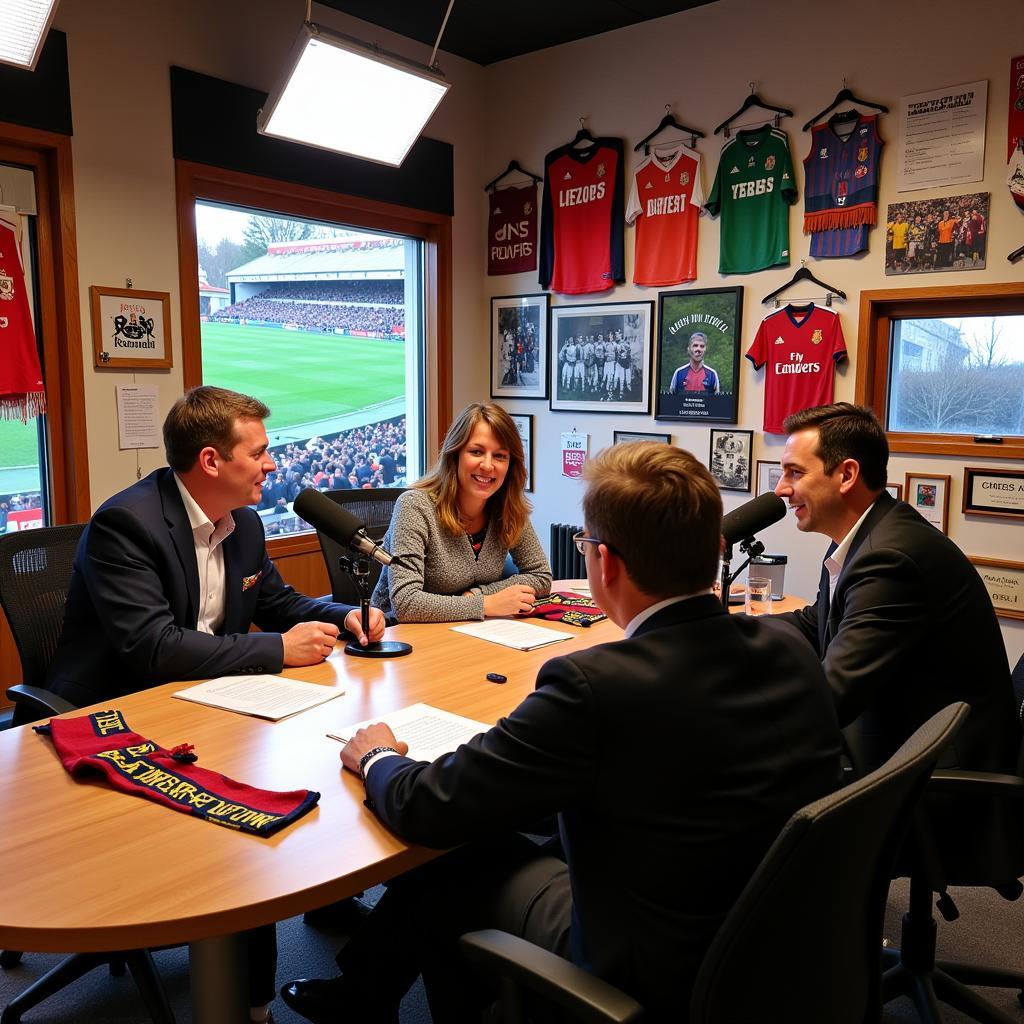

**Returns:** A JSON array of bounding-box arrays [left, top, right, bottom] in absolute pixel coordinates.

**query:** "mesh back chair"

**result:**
[[310, 488, 404, 606], [460, 703, 970, 1024], [0, 524, 177, 1024]]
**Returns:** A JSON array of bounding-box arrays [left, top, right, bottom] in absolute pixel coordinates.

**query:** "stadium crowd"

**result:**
[[261, 281, 404, 304], [213, 296, 405, 335]]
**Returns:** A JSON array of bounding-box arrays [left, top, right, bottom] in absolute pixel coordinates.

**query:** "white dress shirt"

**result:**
[[823, 501, 877, 601]]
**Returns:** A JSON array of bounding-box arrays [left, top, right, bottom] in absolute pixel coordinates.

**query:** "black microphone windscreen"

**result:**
[[293, 489, 363, 545], [722, 492, 786, 544]]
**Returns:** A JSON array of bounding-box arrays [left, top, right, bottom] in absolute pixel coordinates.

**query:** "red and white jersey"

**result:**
[[746, 304, 847, 434], [0, 221, 45, 420], [626, 143, 704, 286], [540, 139, 625, 295]]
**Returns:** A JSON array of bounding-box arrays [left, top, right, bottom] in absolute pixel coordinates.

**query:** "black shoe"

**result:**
[[302, 894, 373, 930], [280, 978, 346, 1024]]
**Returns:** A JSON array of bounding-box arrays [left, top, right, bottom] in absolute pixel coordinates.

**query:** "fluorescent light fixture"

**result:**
[[257, 24, 450, 167], [0, 0, 59, 70]]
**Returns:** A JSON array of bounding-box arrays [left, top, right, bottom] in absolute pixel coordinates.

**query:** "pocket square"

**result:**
[[241, 570, 262, 592]]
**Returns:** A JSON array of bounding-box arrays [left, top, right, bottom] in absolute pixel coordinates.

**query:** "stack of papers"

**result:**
[[173, 675, 344, 721], [328, 703, 491, 762], [450, 619, 572, 651]]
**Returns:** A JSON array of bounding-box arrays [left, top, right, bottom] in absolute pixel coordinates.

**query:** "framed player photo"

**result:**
[[756, 460, 783, 497], [709, 429, 753, 493], [654, 287, 743, 424], [490, 294, 549, 400], [884, 193, 990, 276], [549, 301, 654, 415], [905, 472, 952, 533], [613, 430, 671, 446], [508, 413, 534, 492]]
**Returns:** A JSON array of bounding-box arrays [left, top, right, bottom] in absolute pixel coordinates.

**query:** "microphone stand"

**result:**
[[338, 556, 412, 659], [719, 536, 766, 609]]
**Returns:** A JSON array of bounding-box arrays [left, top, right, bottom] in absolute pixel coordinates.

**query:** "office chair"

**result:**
[[309, 487, 404, 605], [881, 652, 1024, 1024], [460, 702, 970, 1024], [0, 525, 177, 1024]]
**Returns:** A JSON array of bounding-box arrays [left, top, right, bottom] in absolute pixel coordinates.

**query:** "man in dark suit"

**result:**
[[48, 386, 385, 707], [772, 402, 1016, 776], [282, 442, 842, 1024]]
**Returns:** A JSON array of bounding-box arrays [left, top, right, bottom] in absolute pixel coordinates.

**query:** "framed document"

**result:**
[[962, 467, 1024, 520], [968, 557, 1024, 620], [90, 286, 172, 370], [904, 473, 951, 533]]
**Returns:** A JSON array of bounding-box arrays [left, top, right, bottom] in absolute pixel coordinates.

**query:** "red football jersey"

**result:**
[[0, 221, 45, 420], [746, 304, 847, 434], [625, 144, 704, 286], [540, 139, 625, 295]]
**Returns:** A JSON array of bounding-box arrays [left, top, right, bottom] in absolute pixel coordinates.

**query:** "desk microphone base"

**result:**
[[345, 640, 413, 658]]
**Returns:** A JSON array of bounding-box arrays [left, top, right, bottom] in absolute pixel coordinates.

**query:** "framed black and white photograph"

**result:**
[[709, 429, 753, 492], [905, 472, 951, 533], [654, 287, 742, 423], [509, 412, 534, 492], [756, 460, 782, 497], [549, 301, 653, 414], [490, 294, 549, 400], [613, 430, 671, 446]]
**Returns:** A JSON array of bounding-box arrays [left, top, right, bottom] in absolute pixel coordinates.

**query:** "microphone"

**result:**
[[722, 492, 786, 545], [293, 489, 395, 567]]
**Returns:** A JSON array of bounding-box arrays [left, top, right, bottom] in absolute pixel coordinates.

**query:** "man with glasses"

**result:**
[[283, 442, 841, 1024]]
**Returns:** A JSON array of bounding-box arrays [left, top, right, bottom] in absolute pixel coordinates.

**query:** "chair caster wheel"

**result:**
[[0, 950, 22, 969]]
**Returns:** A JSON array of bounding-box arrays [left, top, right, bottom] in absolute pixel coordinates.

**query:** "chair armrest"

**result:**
[[6, 683, 76, 719], [459, 929, 644, 1024], [929, 769, 1024, 799]]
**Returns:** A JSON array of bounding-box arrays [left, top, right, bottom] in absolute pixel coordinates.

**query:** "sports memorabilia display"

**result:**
[[487, 183, 538, 275], [803, 113, 883, 257], [705, 125, 797, 274], [746, 303, 847, 434], [1010, 56, 1024, 210], [539, 137, 625, 294], [625, 142, 704, 286], [0, 218, 45, 421]]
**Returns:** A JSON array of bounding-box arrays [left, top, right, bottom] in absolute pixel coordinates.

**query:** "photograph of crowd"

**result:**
[[885, 192, 990, 276], [490, 294, 548, 400]]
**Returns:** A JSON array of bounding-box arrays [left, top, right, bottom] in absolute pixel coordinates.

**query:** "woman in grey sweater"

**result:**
[[372, 403, 551, 622]]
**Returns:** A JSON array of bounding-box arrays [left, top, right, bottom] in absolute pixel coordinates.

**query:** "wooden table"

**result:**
[[0, 589, 805, 1021]]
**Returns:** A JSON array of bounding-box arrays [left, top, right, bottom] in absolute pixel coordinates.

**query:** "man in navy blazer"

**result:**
[[49, 386, 385, 707], [772, 402, 1016, 777], [282, 442, 842, 1024]]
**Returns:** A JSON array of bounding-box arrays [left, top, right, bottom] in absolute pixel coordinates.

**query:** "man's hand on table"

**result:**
[[344, 606, 386, 646], [283, 621, 342, 666], [341, 723, 409, 781]]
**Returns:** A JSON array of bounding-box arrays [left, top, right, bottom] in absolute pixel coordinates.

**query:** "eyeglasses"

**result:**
[[573, 532, 604, 556]]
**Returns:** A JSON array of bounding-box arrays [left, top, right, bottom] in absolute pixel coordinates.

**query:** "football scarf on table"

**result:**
[[38, 710, 319, 837], [527, 591, 606, 627]]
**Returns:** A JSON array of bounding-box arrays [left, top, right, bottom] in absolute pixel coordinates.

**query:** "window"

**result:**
[[175, 160, 452, 555], [855, 284, 1024, 459]]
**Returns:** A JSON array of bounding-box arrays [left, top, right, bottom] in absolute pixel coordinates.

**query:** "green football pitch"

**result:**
[[0, 323, 407, 470]]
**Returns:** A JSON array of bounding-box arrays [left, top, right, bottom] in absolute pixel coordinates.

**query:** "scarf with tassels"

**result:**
[[0, 220, 46, 422]]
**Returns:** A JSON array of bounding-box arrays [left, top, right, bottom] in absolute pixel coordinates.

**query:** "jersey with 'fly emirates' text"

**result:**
[[705, 125, 797, 274], [746, 304, 847, 434], [540, 138, 625, 294], [625, 143, 704, 286]]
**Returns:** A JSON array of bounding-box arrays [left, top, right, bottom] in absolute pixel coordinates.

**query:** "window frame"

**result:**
[[174, 159, 452, 558], [855, 282, 1024, 460]]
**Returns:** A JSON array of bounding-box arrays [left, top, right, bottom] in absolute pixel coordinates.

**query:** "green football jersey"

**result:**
[[706, 126, 797, 274]]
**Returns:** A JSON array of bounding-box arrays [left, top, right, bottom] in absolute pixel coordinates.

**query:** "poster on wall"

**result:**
[[884, 192, 989, 275], [896, 80, 987, 193]]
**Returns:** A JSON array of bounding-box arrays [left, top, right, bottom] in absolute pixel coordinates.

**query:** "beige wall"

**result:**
[[481, 0, 1024, 663]]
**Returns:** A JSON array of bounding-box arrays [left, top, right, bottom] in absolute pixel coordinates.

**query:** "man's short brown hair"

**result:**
[[782, 403, 888, 491], [163, 386, 269, 471], [583, 442, 722, 598]]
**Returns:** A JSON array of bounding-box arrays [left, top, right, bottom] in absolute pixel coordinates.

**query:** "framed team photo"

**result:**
[[756, 460, 782, 497], [509, 412, 534, 492], [549, 301, 653, 414], [613, 430, 671, 446], [905, 472, 951, 533], [490, 294, 549, 400], [654, 287, 742, 423], [884, 192, 990, 276], [709, 429, 753, 492]]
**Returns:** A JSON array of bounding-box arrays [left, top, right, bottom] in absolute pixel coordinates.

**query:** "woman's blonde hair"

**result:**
[[416, 402, 530, 548]]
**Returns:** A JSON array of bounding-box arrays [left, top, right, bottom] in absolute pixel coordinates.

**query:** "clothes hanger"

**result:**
[[1008, 242, 1024, 263], [484, 160, 542, 193], [569, 116, 596, 149], [803, 81, 889, 132], [760, 261, 847, 306], [634, 105, 705, 153], [714, 84, 793, 136]]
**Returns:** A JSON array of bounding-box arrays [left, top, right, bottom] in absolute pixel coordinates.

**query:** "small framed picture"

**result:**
[[905, 473, 951, 533], [509, 412, 534, 492], [550, 301, 654, 414], [490, 294, 549, 400], [962, 467, 1024, 520], [968, 556, 1024, 620], [885, 482, 903, 501], [90, 285, 172, 370], [613, 430, 671, 446], [709, 429, 753, 492], [756, 460, 782, 497]]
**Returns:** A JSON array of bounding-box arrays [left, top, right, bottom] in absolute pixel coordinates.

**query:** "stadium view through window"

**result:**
[[195, 201, 424, 539]]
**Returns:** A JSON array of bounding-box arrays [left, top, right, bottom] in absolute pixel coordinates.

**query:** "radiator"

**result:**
[[549, 523, 586, 581]]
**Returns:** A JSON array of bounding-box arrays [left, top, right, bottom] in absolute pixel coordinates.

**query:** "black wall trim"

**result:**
[[0, 31, 73, 136], [170, 67, 453, 217]]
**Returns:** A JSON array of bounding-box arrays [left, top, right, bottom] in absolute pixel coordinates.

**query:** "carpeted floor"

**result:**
[[1, 879, 1021, 1022]]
